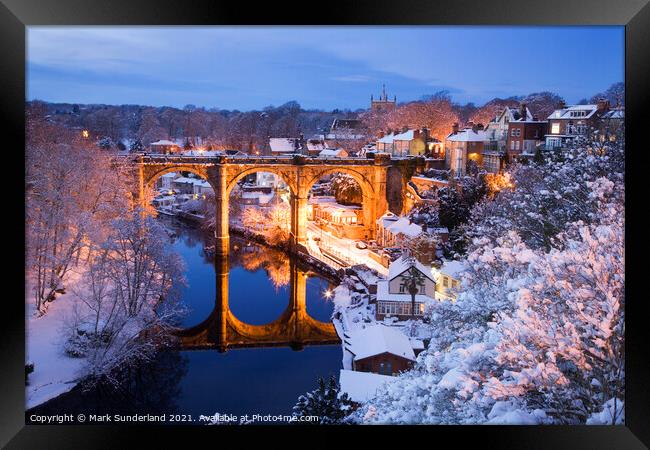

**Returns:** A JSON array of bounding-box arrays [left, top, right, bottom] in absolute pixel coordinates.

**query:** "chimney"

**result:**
[[475, 123, 484, 131], [378, 130, 385, 138], [421, 127, 429, 141], [452, 122, 459, 134], [402, 125, 409, 133], [558, 100, 567, 109], [597, 98, 610, 112], [520, 103, 527, 120]]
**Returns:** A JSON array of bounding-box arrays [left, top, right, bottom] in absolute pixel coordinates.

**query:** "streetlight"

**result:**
[[324, 289, 333, 299]]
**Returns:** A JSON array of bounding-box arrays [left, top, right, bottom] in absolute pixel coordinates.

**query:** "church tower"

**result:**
[[370, 84, 396, 112]]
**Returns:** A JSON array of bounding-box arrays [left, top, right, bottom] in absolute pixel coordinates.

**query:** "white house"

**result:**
[[192, 179, 213, 197], [432, 259, 466, 301], [376, 212, 423, 247], [484, 105, 534, 151], [376, 255, 436, 320], [158, 172, 178, 191], [171, 176, 197, 194]]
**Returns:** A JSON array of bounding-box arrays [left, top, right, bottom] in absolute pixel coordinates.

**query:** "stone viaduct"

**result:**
[[134, 153, 431, 254]]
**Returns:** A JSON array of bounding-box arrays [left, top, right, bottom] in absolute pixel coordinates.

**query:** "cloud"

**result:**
[[331, 74, 372, 83]]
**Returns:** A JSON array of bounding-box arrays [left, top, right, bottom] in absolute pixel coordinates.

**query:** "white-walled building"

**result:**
[[376, 255, 436, 320], [432, 259, 466, 301], [376, 212, 423, 247]]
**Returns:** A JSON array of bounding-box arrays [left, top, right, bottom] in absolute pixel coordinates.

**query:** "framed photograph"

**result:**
[[5, 0, 649, 446]]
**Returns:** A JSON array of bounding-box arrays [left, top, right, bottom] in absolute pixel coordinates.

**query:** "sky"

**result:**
[[26, 26, 624, 111]]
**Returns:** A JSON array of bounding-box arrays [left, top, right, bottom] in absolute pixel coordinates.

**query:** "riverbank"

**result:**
[[25, 271, 86, 409]]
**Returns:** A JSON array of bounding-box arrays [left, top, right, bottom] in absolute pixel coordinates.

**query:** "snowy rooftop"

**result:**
[[269, 138, 298, 153], [318, 202, 361, 213], [193, 180, 211, 188], [307, 140, 327, 151], [173, 177, 198, 184], [384, 216, 423, 239], [503, 106, 533, 122], [339, 369, 396, 403], [388, 255, 434, 282], [446, 128, 487, 142], [309, 196, 338, 204], [602, 109, 624, 119], [345, 324, 416, 361], [393, 130, 415, 141], [439, 259, 466, 279], [547, 104, 599, 120], [319, 148, 347, 157], [377, 133, 395, 144], [150, 139, 179, 146]]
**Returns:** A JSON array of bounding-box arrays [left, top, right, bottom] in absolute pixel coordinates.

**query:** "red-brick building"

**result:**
[[544, 99, 612, 149], [506, 119, 547, 159]]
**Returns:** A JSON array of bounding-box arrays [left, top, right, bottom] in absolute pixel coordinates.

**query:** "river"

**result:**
[[28, 218, 342, 423]]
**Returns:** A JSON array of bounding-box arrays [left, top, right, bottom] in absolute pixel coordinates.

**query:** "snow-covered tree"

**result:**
[[293, 376, 354, 425], [129, 139, 145, 153], [352, 137, 624, 425], [97, 136, 113, 150], [467, 136, 624, 251], [331, 173, 362, 205], [67, 212, 186, 387], [26, 114, 132, 313]]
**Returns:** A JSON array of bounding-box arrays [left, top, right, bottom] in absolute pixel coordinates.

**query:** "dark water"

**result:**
[[28, 219, 342, 423]]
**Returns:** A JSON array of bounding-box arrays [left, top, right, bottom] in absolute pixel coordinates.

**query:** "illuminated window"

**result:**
[[551, 123, 560, 134]]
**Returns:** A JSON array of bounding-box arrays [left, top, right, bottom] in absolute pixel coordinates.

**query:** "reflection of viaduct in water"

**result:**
[[176, 256, 339, 352]]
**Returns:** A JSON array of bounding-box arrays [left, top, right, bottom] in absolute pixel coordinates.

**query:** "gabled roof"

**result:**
[[269, 138, 299, 153], [345, 324, 416, 361], [446, 128, 486, 142], [388, 254, 434, 282], [331, 118, 362, 131], [547, 104, 599, 120], [438, 259, 466, 279], [377, 133, 396, 144], [601, 108, 624, 119]]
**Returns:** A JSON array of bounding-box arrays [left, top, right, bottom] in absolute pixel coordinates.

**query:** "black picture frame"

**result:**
[[3, 0, 648, 447]]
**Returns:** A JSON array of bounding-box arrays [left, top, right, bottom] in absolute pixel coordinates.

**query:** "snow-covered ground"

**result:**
[[25, 272, 86, 409]]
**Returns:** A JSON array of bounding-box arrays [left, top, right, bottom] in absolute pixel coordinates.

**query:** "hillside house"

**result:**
[[376, 255, 436, 320]]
